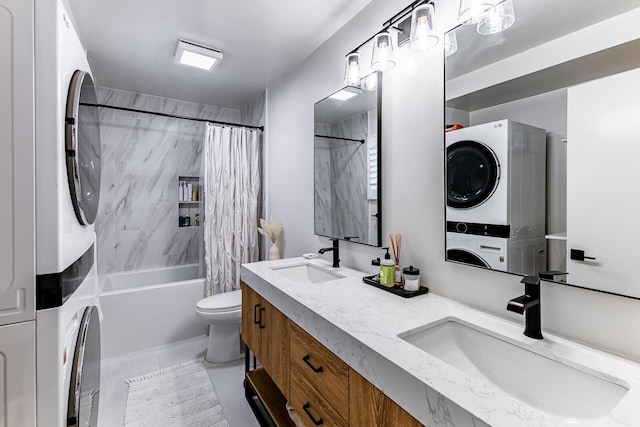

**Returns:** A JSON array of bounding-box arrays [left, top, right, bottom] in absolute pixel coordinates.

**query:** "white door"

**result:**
[[0, 321, 36, 427], [567, 68, 640, 298], [0, 0, 35, 324]]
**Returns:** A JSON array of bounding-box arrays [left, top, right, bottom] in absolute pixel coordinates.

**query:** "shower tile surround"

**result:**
[[96, 88, 244, 279]]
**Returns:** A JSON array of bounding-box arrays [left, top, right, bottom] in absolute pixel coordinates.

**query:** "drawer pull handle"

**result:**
[[258, 307, 266, 329], [253, 304, 261, 325], [302, 355, 323, 373], [302, 403, 324, 425]]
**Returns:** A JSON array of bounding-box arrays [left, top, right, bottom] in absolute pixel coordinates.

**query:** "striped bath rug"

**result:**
[[124, 359, 229, 427]]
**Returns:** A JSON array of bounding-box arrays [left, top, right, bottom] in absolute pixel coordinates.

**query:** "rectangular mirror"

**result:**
[[314, 73, 382, 247], [444, 0, 640, 299]]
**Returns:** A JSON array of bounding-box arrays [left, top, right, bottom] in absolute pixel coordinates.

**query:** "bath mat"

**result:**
[[123, 359, 229, 427]]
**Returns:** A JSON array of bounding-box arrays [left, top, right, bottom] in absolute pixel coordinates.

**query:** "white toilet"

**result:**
[[195, 289, 243, 363]]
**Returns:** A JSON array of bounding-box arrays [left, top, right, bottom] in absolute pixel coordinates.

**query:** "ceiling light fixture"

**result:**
[[458, 0, 496, 25], [477, 0, 515, 35], [174, 39, 223, 72], [409, 3, 439, 51]]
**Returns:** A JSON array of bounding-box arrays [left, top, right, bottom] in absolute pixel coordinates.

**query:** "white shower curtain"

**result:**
[[203, 124, 261, 295]]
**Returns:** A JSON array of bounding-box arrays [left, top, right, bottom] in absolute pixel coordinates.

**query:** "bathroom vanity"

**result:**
[[241, 258, 640, 427]]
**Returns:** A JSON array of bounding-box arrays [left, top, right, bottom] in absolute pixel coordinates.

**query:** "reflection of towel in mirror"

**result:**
[[79, 389, 98, 427], [285, 402, 305, 427]]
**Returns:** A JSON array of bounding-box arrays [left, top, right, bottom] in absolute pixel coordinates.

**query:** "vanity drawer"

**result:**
[[289, 322, 349, 419], [290, 365, 348, 427]]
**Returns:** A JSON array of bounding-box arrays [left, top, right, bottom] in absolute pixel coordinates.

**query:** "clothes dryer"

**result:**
[[35, 0, 102, 279], [446, 120, 546, 240]]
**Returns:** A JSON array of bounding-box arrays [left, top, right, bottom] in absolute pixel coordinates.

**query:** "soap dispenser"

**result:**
[[380, 247, 395, 287]]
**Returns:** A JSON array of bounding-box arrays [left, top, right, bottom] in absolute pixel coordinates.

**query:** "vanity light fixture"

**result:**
[[344, 52, 362, 86], [371, 32, 396, 71], [458, 0, 496, 25], [444, 30, 459, 57], [174, 39, 223, 72], [329, 87, 363, 101], [408, 3, 439, 51], [477, 0, 515, 35]]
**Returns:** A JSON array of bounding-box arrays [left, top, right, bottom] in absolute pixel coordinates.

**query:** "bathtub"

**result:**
[[99, 264, 208, 359]]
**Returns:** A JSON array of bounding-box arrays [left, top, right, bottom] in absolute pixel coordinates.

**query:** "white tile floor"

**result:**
[[98, 335, 260, 427]]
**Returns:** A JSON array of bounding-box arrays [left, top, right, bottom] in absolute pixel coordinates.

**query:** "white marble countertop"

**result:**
[[241, 257, 640, 427]]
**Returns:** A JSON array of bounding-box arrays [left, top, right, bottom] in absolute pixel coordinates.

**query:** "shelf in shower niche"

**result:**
[[179, 201, 200, 205], [362, 275, 429, 298]]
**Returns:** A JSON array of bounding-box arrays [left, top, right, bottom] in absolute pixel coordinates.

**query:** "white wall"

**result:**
[[265, 1, 640, 361]]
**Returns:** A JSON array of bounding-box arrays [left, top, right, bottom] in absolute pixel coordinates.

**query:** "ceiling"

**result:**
[[67, 0, 372, 110]]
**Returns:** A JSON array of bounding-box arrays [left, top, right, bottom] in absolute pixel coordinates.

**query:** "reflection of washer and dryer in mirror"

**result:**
[[446, 119, 547, 276], [1, 0, 102, 425]]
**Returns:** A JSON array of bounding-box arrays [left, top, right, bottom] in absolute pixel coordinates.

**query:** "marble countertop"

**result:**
[[241, 257, 640, 427]]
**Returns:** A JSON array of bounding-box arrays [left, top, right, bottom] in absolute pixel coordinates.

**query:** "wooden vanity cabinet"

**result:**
[[241, 282, 290, 398], [242, 281, 423, 427]]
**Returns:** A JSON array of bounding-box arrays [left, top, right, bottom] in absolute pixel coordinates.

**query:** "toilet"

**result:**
[[195, 289, 243, 363]]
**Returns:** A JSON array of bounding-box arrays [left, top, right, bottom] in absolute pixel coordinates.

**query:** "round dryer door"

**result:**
[[66, 71, 102, 225], [447, 249, 491, 268], [447, 140, 499, 209], [68, 306, 101, 427]]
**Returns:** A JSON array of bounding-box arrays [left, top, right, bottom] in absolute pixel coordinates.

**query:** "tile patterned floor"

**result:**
[[98, 336, 259, 427]]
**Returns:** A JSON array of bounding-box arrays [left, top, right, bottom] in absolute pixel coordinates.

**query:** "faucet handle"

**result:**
[[520, 276, 540, 285]]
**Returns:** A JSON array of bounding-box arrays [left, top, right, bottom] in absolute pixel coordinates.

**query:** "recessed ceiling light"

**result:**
[[174, 39, 223, 72], [329, 87, 363, 101]]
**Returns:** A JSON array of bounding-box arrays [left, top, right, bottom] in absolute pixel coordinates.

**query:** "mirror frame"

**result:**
[[313, 72, 382, 247]]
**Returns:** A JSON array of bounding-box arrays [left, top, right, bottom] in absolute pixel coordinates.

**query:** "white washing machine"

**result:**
[[446, 232, 546, 276], [34, 1, 102, 426], [446, 119, 546, 240], [36, 252, 101, 427]]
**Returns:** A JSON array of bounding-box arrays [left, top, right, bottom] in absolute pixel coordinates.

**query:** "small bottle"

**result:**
[[403, 266, 420, 292], [195, 213, 200, 226], [179, 216, 185, 227], [187, 183, 193, 202], [178, 181, 184, 202], [380, 248, 395, 287], [192, 184, 198, 202], [184, 215, 191, 227]]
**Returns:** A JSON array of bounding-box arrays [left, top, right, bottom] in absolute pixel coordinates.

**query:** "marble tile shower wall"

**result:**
[[96, 87, 242, 279]]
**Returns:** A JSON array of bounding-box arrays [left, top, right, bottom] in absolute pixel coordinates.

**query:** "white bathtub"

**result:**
[[99, 264, 207, 359]]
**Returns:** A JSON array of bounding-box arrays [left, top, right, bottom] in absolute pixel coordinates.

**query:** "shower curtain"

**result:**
[[203, 124, 261, 295]]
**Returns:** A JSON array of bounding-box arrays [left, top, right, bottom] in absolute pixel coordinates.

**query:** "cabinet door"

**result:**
[[241, 282, 262, 359], [261, 299, 290, 399], [566, 68, 640, 298], [0, 0, 35, 326], [0, 321, 36, 427], [350, 369, 423, 427]]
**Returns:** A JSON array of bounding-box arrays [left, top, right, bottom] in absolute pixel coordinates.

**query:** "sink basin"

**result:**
[[270, 263, 344, 284], [399, 319, 629, 420]]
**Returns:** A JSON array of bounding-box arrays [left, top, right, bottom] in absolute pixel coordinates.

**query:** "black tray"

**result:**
[[362, 275, 429, 298]]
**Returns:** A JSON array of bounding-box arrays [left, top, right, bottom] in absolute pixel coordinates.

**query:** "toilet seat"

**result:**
[[196, 289, 242, 313]]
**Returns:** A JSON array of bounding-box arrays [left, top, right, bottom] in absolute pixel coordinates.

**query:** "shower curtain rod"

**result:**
[[315, 134, 365, 144], [83, 103, 264, 132]]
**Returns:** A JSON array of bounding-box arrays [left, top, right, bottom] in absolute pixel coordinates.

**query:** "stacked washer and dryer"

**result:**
[[446, 119, 547, 276], [34, 1, 103, 426]]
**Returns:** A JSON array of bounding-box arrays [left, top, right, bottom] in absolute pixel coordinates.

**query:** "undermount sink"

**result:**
[[270, 263, 344, 284], [399, 318, 629, 421]]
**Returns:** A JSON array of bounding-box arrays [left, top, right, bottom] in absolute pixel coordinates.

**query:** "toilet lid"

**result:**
[[197, 289, 242, 312]]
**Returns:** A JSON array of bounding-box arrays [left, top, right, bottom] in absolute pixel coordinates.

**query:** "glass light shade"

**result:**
[[444, 30, 458, 57], [477, 0, 515, 35], [458, 0, 496, 25], [409, 4, 439, 51], [371, 32, 395, 72], [361, 72, 378, 91], [344, 52, 362, 86]]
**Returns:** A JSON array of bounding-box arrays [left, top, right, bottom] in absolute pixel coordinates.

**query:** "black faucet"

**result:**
[[507, 276, 543, 339], [318, 238, 340, 268]]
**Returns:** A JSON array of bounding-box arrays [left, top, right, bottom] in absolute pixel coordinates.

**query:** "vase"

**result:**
[[268, 243, 280, 260]]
